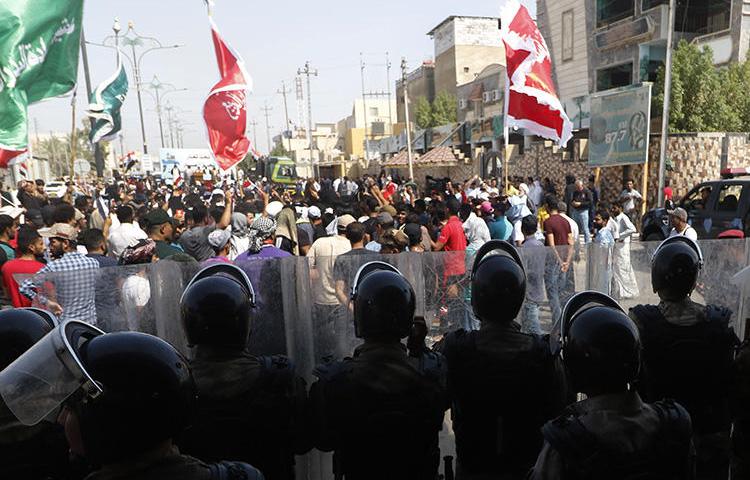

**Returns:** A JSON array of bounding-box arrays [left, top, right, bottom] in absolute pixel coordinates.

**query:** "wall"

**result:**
[[511, 132, 750, 208], [538, 0, 590, 106], [396, 64, 435, 124]]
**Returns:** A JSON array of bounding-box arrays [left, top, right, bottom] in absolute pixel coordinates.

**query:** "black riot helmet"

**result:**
[[180, 263, 256, 348], [471, 240, 526, 323], [351, 261, 416, 340], [561, 292, 641, 395], [651, 236, 703, 302], [0, 322, 194, 465], [73, 331, 196, 464], [0, 308, 57, 370]]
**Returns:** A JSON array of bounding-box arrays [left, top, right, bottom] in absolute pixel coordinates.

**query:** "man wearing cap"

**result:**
[[20, 223, 98, 324], [144, 209, 182, 260], [307, 214, 355, 361], [669, 207, 698, 241], [204, 229, 233, 265], [307, 206, 327, 242]]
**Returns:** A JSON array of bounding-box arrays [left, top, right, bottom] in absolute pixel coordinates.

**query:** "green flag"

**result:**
[[0, 0, 84, 152], [88, 49, 128, 144]]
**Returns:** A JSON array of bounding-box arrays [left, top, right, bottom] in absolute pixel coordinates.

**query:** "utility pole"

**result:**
[[143, 75, 186, 148], [295, 76, 305, 131], [277, 81, 292, 152], [360, 53, 370, 163], [262, 102, 273, 154], [248, 119, 258, 150], [657, 0, 676, 209], [401, 58, 414, 181], [298, 61, 318, 176], [386, 52, 393, 133], [164, 104, 175, 148]]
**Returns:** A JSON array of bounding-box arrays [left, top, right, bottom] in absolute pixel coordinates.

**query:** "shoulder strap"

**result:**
[[313, 358, 351, 382], [542, 409, 602, 464], [209, 461, 265, 480], [259, 355, 295, 392]]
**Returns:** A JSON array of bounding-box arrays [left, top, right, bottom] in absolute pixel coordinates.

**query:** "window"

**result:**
[[596, 62, 633, 91], [369, 107, 379, 117], [464, 67, 470, 73], [562, 10, 574, 61], [643, 0, 730, 35], [717, 184, 743, 212], [597, 0, 633, 27], [682, 185, 713, 211]]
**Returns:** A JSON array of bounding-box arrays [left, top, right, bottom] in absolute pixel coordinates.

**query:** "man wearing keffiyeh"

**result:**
[[235, 216, 291, 261]]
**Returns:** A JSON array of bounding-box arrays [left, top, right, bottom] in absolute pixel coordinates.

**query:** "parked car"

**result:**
[[641, 169, 750, 241], [45, 181, 67, 199]]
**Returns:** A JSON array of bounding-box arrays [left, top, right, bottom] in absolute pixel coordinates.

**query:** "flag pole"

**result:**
[[503, 68, 510, 193], [657, 0, 676, 209], [70, 91, 77, 181]]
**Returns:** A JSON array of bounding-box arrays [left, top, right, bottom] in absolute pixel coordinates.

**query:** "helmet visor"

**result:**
[[0, 320, 104, 426]]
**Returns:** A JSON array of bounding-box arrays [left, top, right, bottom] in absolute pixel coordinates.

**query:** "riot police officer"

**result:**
[[0, 308, 69, 480], [309, 261, 448, 480], [630, 236, 738, 479], [178, 264, 309, 480], [0, 320, 263, 480], [435, 240, 558, 479], [531, 291, 694, 479]]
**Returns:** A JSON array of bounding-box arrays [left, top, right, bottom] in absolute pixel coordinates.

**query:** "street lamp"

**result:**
[[141, 75, 187, 148], [87, 20, 183, 155]]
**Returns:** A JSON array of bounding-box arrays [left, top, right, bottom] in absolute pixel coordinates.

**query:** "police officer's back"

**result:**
[[530, 292, 694, 479], [309, 262, 447, 480], [0, 321, 263, 480], [178, 264, 309, 480], [630, 237, 737, 478], [435, 241, 558, 479], [0, 308, 69, 480]]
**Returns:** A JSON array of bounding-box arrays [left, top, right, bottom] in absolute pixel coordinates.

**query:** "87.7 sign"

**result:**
[[588, 84, 651, 167]]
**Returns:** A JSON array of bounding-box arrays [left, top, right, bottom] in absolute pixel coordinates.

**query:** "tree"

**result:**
[[654, 40, 739, 132], [414, 93, 458, 129], [722, 60, 750, 131], [270, 141, 291, 157], [415, 97, 433, 129], [431, 92, 458, 126]]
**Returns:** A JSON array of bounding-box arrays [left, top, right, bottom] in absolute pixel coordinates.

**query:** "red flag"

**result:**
[[0, 148, 27, 169], [500, 0, 572, 147], [203, 18, 252, 171]]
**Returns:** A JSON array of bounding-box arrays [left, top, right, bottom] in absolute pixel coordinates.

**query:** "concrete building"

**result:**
[[537, 0, 749, 129], [456, 63, 505, 123], [337, 97, 397, 160], [427, 16, 506, 99], [396, 61, 435, 125], [273, 123, 341, 178]]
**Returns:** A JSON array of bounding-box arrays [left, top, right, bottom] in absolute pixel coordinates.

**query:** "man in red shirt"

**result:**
[[382, 176, 397, 202], [542, 197, 574, 325], [2, 226, 45, 307], [432, 199, 468, 329]]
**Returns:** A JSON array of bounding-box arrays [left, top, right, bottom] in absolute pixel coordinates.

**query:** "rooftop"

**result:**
[[427, 16, 500, 36]]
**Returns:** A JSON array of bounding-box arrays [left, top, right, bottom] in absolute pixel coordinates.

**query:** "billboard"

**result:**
[[588, 84, 651, 167], [159, 148, 215, 170]]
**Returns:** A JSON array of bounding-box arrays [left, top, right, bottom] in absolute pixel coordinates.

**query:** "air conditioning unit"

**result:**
[[458, 99, 468, 109], [493, 89, 502, 101], [482, 92, 492, 103]]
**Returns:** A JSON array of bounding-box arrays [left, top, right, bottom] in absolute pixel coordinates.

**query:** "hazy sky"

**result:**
[[29, 0, 521, 155]]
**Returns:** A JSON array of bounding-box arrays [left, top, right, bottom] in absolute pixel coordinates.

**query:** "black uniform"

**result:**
[[631, 301, 737, 478], [83, 448, 263, 480], [437, 322, 557, 478], [0, 401, 70, 479], [437, 240, 559, 479], [531, 393, 693, 480], [309, 341, 447, 480], [531, 291, 695, 480], [180, 349, 309, 480], [309, 260, 448, 480]]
